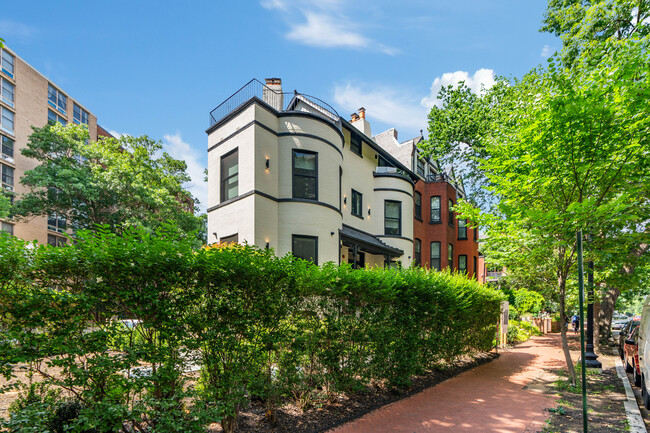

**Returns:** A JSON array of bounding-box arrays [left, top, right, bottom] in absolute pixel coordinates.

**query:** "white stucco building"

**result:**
[[206, 78, 417, 268]]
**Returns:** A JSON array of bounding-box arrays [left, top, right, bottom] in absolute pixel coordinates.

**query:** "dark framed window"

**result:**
[[339, 167, 342, 210], [416, 159, 425, 177], [430, 241, 441, 271], [448, 243, 453, 270], [48, 212, 66, 233], [1, 163, 13, 189], [414, 239, 421, 267], [220, 148, 239, 202], [1, 77, 14, 107], [220, 234, 238, 244], [377, 155, 390, 167], [414, 191, 422, 220], [430, 196, 441, 223], [459, 255, 467, 274], [448, 199, 454, 226], [350, 135, 362, 156], [47, 234, 67, 247], [48, 84, 67, 114], [292, 235, 318, 264], [1, 221, 13, 236], [1, 106, 14, 133], [293, 150, 318, 200], [474, 227, 478, 242], [458, 218, 467, 239], [348, 250, 365, 269], [48, 109, 66, 125], [73, 103, 89, 125], [1, 49, 14, 78], [473, 256, 477, 279], [351, 189, 362, 218], [384, 200, 401, 236]]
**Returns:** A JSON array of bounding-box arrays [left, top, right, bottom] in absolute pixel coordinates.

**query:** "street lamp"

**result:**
[[585, 234, 601, 369]]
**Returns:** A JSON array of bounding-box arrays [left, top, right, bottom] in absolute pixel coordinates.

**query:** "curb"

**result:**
[[615, 358, 647, 433]]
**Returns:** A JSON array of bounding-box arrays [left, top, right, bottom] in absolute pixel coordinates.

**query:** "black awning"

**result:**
[[340, 225, 403, 257]]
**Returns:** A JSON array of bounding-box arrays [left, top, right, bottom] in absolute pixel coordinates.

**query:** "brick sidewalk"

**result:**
[[329, 334, 567, 433]]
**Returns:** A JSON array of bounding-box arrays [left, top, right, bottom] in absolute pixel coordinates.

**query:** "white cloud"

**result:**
[[0, 19, 36, 41], [333, 82, 427, 133], [287, 12, 371, 49], [162, 132, 207, 212], [261, 0, 397, 54], [540, 44, 552, 58], [420, 68, 496, 109]]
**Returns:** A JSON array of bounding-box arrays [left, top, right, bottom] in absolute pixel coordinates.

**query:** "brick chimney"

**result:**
[[350, 106, 371, 136], [263, 78, 283, 111]]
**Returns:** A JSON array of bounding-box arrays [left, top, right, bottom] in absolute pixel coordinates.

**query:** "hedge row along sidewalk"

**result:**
[[0, 226, 503, 433]]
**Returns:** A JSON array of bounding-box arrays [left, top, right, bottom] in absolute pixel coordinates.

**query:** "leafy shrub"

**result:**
[[506, 319, 543, 344], [0, 227, 503, 433]]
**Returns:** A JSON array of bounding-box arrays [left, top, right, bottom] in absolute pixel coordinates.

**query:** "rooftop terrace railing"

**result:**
[[208, 79, 341, 130]]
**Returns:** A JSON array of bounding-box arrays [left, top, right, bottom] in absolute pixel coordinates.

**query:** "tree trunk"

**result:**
[[598, 286, 620, 342], [221, 415, 237, 433], [558, 267, 576, 385]]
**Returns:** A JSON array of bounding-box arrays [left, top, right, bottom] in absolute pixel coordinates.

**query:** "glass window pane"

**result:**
[[221, 149, 238, 201], [1, 136, 14, 158], [294, 152, 316, 171], [1, 108, 13, 132], [1, 79, 14, 104], [292, 235, 317, 264], [2, 50, 14, 76], [430, 196, 440, 223]]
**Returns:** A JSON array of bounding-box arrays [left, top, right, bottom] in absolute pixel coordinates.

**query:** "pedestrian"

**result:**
[[571, 314, 580, 334]]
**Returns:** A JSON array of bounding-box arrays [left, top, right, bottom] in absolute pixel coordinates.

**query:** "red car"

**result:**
[[624, 325, 642, 387]]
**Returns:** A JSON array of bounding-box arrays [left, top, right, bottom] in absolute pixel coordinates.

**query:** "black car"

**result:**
[[619, 319, 641, 358]]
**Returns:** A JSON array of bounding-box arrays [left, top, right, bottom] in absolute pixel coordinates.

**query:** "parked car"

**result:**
[[612, 314, 631, 330], [619, 319, 641, 358], [637, 298, 650, 408], [624, 325, 642, 387]]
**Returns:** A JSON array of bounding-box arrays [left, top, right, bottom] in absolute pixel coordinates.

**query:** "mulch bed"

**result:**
[[218, 352, 498, 433], [542, 336, 632, 433]]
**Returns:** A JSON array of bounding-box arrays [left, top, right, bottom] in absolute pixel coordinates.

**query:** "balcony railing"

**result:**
[[209, 79, 341, 130]]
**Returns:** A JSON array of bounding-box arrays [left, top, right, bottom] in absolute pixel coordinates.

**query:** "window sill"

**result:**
[[415, 216, 423, 222], [351, 213, 364, 220], [458, 237, 468, 241], [429, 221, 441, 225]]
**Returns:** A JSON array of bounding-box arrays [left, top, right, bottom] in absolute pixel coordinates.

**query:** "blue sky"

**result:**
[[1, 1, 558, 211]]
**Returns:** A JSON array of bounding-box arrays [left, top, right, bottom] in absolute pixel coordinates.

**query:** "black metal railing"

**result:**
[[208, 79, 341, 130]]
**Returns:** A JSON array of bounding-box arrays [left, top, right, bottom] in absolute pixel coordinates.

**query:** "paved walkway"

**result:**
[[330, 334, 567, 433]]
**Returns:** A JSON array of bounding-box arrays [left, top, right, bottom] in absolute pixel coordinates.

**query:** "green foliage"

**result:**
[[11, 123, 205, 244], [0, 231, 503, 432], [506, 320, 543, 344]]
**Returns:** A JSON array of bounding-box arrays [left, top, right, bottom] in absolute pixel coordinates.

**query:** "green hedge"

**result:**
[[0, 227, 503, 433]]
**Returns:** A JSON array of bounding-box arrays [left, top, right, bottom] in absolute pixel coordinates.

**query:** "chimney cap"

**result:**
[[265, 78, 282, 85], [350, 112, 360, 121], [358, 107, 366, 119]]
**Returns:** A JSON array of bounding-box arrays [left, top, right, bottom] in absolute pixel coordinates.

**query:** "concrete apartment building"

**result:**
[[206, 78, 418, 268], [0, 46, 103, 245], [374, 131, 481, 278]]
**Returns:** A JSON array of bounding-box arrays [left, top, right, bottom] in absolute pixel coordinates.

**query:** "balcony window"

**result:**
[[1, 221, 13, 236], [351, 189, 362, 218], [350, 135, 362, 156], [1, 107, 14, 134], [1, 135, 13, 159], [448, 199, 454, 226], [48, 84, 67, 114], [430, 196, 441, 223], [459, 255, 467, 274], [1, 49, 14, 78], [1, 78, 14, 107], [414, 239, 421, 266], [430, 241, 441, 271], [48, 110, 66, 125], [384, 200, 401, 236], [414, 191, 422, 220], [293, 150, 317, 200], [292, 234, 318, 264], [220, 148, 239, 202], [458, 218, 467, 239], [448, 243, 453, 270], [48, 212, 67, 233], [73, 103, 89, 125], [1, 164, 13, 190]]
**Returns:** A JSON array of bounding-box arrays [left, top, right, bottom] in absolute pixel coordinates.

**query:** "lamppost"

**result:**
[[585, 235, 601, 369]]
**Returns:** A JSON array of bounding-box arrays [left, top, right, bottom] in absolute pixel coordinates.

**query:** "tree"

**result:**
[[423, 32, 649, 383], [12, 123, 206, 243]]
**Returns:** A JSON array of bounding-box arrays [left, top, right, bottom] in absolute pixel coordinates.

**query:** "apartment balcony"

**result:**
[[208, 79, 341, 131]]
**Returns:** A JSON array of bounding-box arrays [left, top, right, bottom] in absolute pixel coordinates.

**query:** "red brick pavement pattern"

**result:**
[[330, 334, 567, 433]]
